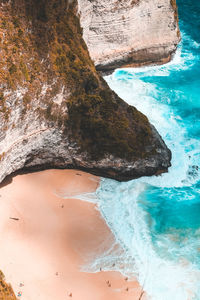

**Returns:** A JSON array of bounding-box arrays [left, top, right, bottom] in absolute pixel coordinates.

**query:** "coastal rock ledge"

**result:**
[[78, 0, 180, 72], [0, 0, 172, 183]]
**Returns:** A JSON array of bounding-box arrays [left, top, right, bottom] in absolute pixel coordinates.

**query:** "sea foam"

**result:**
[[93, 27, 200, 300]]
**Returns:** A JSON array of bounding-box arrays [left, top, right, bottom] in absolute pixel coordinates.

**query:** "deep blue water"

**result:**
[[96, 1, 200, 299]]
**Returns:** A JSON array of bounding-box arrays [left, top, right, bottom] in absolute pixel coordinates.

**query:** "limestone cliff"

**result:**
[[78, 0, 180, 72], [0, 0, 172, 184]]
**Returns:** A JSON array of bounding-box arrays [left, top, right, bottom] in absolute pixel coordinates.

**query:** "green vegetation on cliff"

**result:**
[[0, 0, 155, 161], [170, 0, 180, 37], [0, 271, 17, 300]]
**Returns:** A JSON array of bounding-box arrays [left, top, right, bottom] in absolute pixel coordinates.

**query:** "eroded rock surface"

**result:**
[[0, 0, 172, 183], [78, 0, 180, 71]]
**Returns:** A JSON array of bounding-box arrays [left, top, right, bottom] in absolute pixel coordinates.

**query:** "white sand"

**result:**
[[0, 169, 144, 300]]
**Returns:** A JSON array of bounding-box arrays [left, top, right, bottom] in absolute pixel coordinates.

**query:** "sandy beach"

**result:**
[[0, 169, 144, 300]]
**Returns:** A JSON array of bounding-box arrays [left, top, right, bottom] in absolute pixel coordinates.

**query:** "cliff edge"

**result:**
[[0, 0, 172, 183], [78, 0, 180, 72]]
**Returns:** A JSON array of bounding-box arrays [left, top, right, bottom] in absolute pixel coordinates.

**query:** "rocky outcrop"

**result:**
[[0, 0, 171, 184], [0, 271, 16, 299], [78, 0, 180, 72]]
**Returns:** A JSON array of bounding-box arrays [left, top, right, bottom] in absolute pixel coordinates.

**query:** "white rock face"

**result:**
[[78, 0, 180, 71], [0, 86, 74, 183]]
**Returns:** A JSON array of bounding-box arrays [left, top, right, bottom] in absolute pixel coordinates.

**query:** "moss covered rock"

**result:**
[[0, 0, 171, 183], [0, 271, 16, 300]]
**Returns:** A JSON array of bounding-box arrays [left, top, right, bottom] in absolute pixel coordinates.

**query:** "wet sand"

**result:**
[[0, 169, 144, 300]]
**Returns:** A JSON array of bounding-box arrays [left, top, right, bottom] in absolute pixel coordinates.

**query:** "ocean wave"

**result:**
[[96, 179, 200, 300], [105, 71, 200, 188], [104, 27, 198, 81], [96, 27, 200, 300]]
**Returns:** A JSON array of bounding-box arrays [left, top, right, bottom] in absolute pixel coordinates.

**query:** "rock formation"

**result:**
[[0, 0, 173, 184], [78, 0, 180, 72], [0, 271, 16, 299]]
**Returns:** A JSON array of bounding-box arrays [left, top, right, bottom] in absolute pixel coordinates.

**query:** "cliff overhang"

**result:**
[[0, 0, 173, 183], [78, 0, 180, 73]]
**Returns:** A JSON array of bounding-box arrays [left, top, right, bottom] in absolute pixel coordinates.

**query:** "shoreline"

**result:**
[[0, 169, 144, 300]]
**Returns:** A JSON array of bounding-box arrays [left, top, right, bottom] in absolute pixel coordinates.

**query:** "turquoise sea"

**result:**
[[94, 1, 200, 299]]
